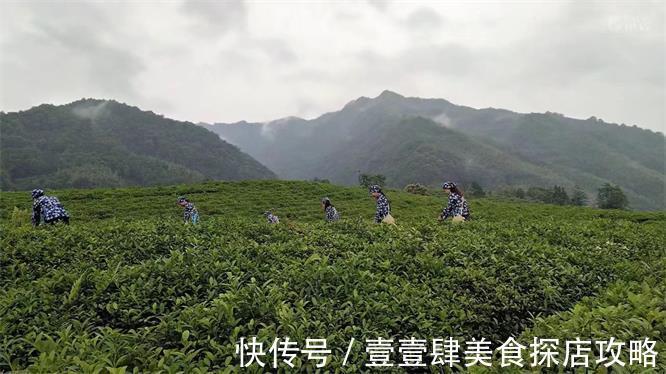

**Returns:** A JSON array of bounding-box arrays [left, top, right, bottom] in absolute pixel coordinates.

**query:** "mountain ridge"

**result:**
[[0, 99, 276, 190], [204, 91, 665, 210]]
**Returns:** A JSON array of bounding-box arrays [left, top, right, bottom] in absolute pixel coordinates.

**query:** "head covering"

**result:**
[[321, 197, 331, 204], [263, 211, 272, 216], [31, 189, 44, 199], [177, 196, 188, 203], [368, 185, 382, 193], [442, 181, 456, 189]]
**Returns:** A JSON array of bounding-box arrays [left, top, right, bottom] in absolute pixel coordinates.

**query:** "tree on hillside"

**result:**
[[550, 185, 569, 205], [570, 185, 588, 206], [514, 188, 526, 199], [358, 174, 386, 189], [526, 187, 551, 202], [467, 181, 486, 197], [404, 183, 429, 195], [597, 183, 628, 209]]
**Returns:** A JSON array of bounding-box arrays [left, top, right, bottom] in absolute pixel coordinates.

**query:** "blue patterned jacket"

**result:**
[[266, 213, 279, 224], [325, 206, 340, 222], [441, 193, 470, 220], [32, 195, 69, 226], [183, 202, 199, 224], [374, 194, 391, 223]]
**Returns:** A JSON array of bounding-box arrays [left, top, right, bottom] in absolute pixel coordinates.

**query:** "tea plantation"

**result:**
[[1, 181, 664, 372]]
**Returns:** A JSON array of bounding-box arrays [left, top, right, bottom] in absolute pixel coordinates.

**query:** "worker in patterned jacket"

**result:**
[[31, 189, 70, 226], [321, 197, 340, 222], [264, 211, 279, 224], [369, 185, 392, 223], [177, 196, 199, 224], [439, 181, 471, 221]]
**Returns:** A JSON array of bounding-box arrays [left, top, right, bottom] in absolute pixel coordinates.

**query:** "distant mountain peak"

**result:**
[[341, 90, 405, 112], [267, 116, 305, 125], [376, 90, 404, 99], [66, 98, 120, 109]]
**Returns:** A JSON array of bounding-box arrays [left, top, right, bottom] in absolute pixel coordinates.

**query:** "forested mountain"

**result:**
[[205, 90, 665, 210], [0, 99, 275, 190]]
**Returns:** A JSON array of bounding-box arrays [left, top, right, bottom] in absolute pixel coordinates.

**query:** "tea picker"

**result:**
[[177, 196, 199, 224], [439, 181, 471, 222], [369, 185, 395, 224], [321, 197, 340, 222], [31, 189, 70, 226], [264, 210, 280, 224]]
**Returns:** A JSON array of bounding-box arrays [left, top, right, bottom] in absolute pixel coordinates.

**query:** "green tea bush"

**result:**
[[517, 267, 666, 372], [0, 181, 663, 372], [404, 183, 430, 195], [9, 206, 30, 227]]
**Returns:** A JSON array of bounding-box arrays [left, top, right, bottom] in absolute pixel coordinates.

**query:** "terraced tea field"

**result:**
[[1, 181, 664, 372]]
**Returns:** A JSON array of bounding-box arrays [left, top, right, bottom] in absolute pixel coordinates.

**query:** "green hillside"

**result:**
[[466, 112, 666, 210], [318, 117, 566, 188], [0, 99, 275, 190], [1, 181, 664, 372], [207, 90, 665, 210]]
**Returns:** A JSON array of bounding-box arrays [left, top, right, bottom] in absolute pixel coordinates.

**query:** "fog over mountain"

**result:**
[[205, 91, 665, 210], [1, 1, 663, 208]]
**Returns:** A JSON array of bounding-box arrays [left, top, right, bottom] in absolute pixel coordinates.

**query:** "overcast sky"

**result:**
[[1, 1, 664, 132]]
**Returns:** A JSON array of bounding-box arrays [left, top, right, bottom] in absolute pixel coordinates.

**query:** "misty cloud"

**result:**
[[366, 0, 390, 13], [71, 100, 110, 123], [432, 112, 451, 128], [181, 0, 247, 36], [0, 2, 145, 108], [403, 7, 444, 32], [0, 1, 663, 132]]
